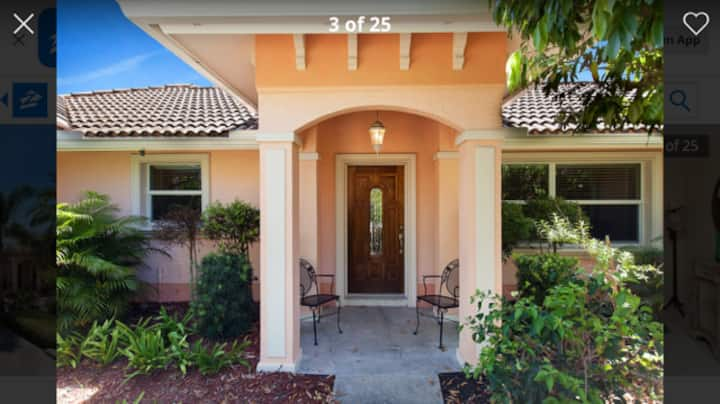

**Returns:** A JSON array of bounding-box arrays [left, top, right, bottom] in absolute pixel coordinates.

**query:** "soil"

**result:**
[[57, 303, 336, 403], [438, 372, 490, 404]]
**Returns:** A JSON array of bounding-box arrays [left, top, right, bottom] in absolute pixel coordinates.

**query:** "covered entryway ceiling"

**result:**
[[116, 0, 504, 109]]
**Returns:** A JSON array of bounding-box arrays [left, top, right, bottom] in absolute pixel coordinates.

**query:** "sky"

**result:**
[[57, 0, 211, 94]]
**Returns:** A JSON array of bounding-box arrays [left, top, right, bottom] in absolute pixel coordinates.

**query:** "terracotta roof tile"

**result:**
[[502, 83, 649, 134], [57, 84, 258, 137]]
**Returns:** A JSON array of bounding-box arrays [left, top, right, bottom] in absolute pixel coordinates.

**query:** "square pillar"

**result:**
[[256, 133, 302, 372], [455, 130, 504, 366]]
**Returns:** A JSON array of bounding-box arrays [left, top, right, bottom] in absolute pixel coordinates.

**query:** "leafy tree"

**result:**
[[202, 200, 260, 257], [56, 192, 161, 333], [491, 0, 663, 133]]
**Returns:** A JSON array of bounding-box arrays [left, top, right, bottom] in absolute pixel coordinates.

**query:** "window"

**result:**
[[369, 187, 383, 255], [132, 154, 209, 222], [502, 164, 549, 200], [147, 165, 202, 220], [502, 162, 643, 244], [556, 164, 641, 242]]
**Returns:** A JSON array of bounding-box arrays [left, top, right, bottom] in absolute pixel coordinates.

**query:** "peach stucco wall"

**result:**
[[57, 150, 261, 301], [307, 111, 456, 285], [255, 33, 506, 88]]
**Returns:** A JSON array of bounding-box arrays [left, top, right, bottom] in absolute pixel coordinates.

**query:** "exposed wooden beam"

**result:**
[[293, 33, 305, 70], [399, 33, 411, 70], [347, 34, 357, 70], [452, 32, 468, 70]]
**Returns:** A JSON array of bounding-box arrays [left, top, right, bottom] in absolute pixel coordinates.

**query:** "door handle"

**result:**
[[399, 225, 404, 254]]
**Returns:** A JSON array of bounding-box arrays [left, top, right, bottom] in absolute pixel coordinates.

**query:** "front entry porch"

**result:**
[[298, 306, 460, 403]]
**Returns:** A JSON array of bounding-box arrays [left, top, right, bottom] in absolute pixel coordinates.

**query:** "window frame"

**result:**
[[501, 153, 657, 247], [130, 154, 210, 226]]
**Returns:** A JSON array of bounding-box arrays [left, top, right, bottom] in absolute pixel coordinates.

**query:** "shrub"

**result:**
[[514, 253, 579, 305], [78, 319, 123, 366], [57, 332, 82, 368], [621, 246, 664, 320], [192, 253, 255, 339], [524, 196, 587, 251], [56, 192, 161, 333], [202, 200, 260, 256], [190, 339, 251, 376], [117, 322, 173, 379], [502, 202, 533, 259], [465, 215, 663, 403]]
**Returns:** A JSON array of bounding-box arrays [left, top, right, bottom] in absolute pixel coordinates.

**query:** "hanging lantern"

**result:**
[[368, 112, 385, 154]]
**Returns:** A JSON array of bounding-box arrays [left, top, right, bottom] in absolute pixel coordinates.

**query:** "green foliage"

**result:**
[[501, 196, 586, 257], [202, 200, 260, 256], [466, 215, 664, 402], [514, 254, 579, 305], [78, 319, 123, 366], [117, 322, 173, 380], [56, 192, 159, 333], [56, 332, 82, 368], [621, 246, 664, 320], [115, 391, 146, 404], [192, 253, 256, 339], [189, 339, 251, 376], [501, 202, 533, 258], [525, 196, 587, 250], [491, 0, 663, 132]]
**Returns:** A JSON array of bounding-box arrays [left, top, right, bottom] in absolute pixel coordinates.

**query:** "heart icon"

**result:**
[[683, 11, 710, 36]]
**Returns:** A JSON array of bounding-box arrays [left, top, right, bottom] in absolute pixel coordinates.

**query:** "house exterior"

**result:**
[[56, 1, 663, 372]]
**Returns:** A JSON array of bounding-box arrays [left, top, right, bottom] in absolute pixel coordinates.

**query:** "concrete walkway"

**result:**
[[297, 306, 461, 404]]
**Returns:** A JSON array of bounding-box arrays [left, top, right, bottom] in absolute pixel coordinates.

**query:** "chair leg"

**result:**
[[439, 310, 445, 350], [413, 301, 420, 335], [312, 309, 318, 346], [336, 300, 343, 334]]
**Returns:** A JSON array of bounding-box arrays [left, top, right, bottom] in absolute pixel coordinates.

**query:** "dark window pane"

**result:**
[[151, 195, 201, 221], [502, 164, 549, 200], [556, 164, 640, 200], [150, 165, 201, 191], [581, 205, 639, 242]]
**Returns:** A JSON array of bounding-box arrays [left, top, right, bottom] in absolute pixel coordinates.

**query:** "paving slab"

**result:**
[[298, 306, 460, 403]]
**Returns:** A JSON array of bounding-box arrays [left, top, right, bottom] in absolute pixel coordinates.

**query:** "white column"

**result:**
[[455, 130, 504, 366], [257, 133, 302, 372]]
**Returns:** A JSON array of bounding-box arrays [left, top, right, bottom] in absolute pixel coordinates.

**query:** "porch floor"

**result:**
[[297, 306, 461, 404]]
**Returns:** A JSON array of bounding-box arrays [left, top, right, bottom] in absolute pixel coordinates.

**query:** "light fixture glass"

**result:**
[[369, 111, 385, 154]]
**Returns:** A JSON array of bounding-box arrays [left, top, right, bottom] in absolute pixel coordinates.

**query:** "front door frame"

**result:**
[[336, 154, 417, 307]]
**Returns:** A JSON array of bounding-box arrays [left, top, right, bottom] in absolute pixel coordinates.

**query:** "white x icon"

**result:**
[[13, 13, 34, 35]]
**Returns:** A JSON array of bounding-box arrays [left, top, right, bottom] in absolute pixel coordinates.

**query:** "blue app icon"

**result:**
[[13, 83, 48, 118], [38, 8, 56, 68]]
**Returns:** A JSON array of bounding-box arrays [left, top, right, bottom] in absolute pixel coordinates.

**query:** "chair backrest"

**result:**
[[441, 259, 460, 299], [299, 258, 318, 297]]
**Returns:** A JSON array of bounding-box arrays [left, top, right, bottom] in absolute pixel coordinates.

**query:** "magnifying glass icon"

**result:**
[[670, 89, 690, 112]]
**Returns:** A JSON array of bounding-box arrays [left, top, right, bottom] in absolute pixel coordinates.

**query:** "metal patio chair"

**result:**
[[413, 259, 459, 349], [300, 258, 342, 345]]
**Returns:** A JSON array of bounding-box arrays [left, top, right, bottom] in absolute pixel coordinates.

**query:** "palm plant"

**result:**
[[56, 192, 161, 333], [0, 186, 34, 253]]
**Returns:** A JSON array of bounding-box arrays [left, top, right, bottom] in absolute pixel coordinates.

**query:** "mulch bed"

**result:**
[[439, 372, 490, 404], [57, 303, 336, 403]]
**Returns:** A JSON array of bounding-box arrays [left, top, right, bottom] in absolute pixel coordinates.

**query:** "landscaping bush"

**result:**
[[502, 202, 533, 259], [202, 200, 260, 256], [621, 246, 664, 320], [192, 253, 255, 339], [524, 196, 587, 251], [56, 305, 252, 379], [56, 192, 160, 333], [465, 215, 663, 403], [78, 319, 123, 366], [514, 253, 579, 305]]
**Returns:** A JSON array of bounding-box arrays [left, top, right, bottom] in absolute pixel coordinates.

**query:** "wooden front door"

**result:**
[[348, 165, 404, 294]]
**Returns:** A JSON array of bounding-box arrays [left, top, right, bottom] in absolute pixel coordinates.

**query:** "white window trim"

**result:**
[[502, 152, 660, 247], [130, 154, 210, 225]]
